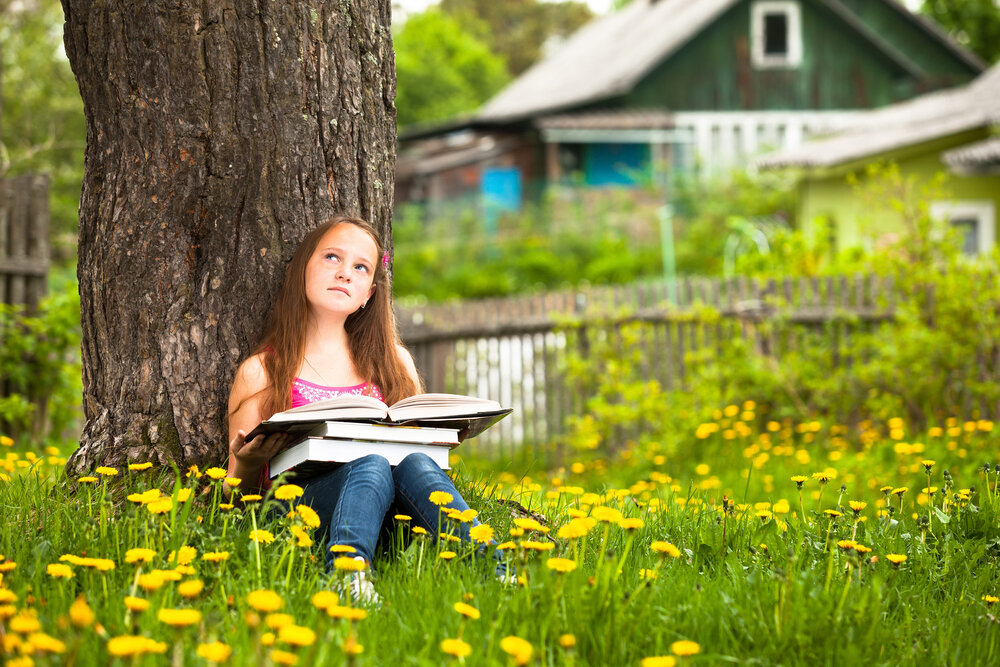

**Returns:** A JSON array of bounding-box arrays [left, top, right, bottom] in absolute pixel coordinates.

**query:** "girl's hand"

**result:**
[[229, 430, 294, 467]]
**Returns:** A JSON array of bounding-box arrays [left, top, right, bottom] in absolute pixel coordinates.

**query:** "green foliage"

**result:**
[[0, 0, 85, 252], [393, 9, 510, 130], [440, 0, 593, 76], [921, 0, 1000, 63], [0, 268, 82, 445]]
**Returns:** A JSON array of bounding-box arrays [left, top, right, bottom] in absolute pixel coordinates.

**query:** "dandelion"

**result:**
[[96, 466, 119, 477], [175, 488, 193, 503], [849, 501, 867, 514], [439, 551, 457, 560], [619, 517, 645, 530], [197, 641, 232, 663], [670, 640, 701, 656], [429, 491, 454, 506], [557, 519, 592, 539], [224, 477, 242, 487], [412, 526, 429, 535], [334, 556, 366, 571], [469, 524, 495, 543], [202, 551, 230, 562], [128, 462, 153, 471], [78, 476, 98, 483], [591, 506, 624, 523], [241, 494, 263, 503], [330, 544, 357, 554], [824, 509, 843, 518], [274, 484, 304, 501], [124, 596, 150, 612], [453, 601, 480, 619], [147, 498, 173, 515], [250, 530, 275, 544], [9, 611, 41, 634], [546, 557, 578, 573], [812, 471, 835, 483], [247, 590, 284, 612], [0, 589, 15, 603], [791, 475, 808, 489], [0, 436, 12, 446], [311, 591, 339, 611], [343, 634, 364, 655], [138, 573, 167, 591], [921, 459, 936, 471], [521, 540, 555, 551], [514, 517, 546, 532], [219, 503, 234, 511], [500, 636, 534, 665], [651, 541, 682, 558], [178, 579, 205, 599], [107, 636, 169, 657], [290, 525, 314, 548], [70, 596, 96, 627], [394, 514, 412, 521], [265, 613, 294, 629], [983, 595, 999, 605], [28, 632, 67, 654], [205, 467, 227, 480], [297, 505, 321, 528], [559, 634, 576, 648], [271, 649, 298, 665], [279, 625, 317, 647], [440, 638, 472, 658], [641, 658, 677, 667], [158, 608, 202, 627], [327, 605, 367, 621], [886, 554, 908, 566], [46, 563, 74, 579]]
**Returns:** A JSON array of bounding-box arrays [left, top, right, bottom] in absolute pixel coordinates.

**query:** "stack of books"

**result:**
[[244, 393, 512, 478]]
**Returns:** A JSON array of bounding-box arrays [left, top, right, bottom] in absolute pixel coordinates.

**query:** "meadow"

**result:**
[[2, 406, 998, 666]]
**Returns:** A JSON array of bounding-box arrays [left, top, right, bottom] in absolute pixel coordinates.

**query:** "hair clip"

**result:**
[[381, 251, 390, 268]]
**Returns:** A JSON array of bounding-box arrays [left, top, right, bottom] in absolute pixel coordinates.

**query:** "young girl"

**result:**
[[226, 216, 494, 603]]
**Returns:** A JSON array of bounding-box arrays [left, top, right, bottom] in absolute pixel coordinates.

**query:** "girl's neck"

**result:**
[[304, 313, 351, 357]]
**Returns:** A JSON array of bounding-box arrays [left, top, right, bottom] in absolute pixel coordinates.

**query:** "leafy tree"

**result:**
[[0, 0, 86, 254], [393, 9, 509, 129], [921, 0, 1000, 63], [440, 0, 593, 76]]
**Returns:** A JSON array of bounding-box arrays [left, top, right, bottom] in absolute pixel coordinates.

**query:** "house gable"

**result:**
[[618, 0, 977, 112]]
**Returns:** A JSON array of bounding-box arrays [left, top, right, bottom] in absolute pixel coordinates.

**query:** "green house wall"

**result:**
[[609, 0, 978, 112], [797, 129, 1000, 251]]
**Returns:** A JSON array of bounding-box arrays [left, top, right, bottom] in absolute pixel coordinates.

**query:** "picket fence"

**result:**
[[396, 274, 897, 463], [0, 174, 50, 310]]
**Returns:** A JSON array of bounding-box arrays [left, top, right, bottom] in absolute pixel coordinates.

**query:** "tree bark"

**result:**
[[61, 0, 396, 472]]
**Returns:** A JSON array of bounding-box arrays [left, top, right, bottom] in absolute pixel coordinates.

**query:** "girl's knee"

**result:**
[[351, 454, 394, 491]]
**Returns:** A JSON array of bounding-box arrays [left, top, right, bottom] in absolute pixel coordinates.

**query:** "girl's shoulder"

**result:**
[[231, 353, 270, 398]]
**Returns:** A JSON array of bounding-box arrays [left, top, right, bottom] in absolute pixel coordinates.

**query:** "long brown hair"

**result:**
[[247, 216, 421, 419]]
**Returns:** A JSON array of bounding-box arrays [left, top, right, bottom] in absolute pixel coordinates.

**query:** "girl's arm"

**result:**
[[225, 354, 292, 493]]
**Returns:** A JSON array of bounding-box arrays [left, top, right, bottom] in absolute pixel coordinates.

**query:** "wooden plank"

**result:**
[[0, 180, 8, 304]]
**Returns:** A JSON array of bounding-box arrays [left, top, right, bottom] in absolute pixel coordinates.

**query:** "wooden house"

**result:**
[[395, 0, 983, 217], [758, 64, 1000, 255]]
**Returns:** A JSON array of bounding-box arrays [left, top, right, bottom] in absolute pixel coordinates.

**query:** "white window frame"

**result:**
[[751, 1, 802, 70], [930, 200, 996, 255]]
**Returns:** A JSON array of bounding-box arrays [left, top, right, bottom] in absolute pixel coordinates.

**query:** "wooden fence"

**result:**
[[0, 174, 50, 310], [397, 274, 897, 462]]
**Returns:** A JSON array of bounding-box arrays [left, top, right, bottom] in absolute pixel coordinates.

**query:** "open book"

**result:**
[[247, 393, 512, 442]]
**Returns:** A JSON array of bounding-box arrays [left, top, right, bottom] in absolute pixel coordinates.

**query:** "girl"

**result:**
[[225, 216, 495, 603]]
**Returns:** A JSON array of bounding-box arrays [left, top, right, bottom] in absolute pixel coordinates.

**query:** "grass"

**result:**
[[1, 408, 999, 666]]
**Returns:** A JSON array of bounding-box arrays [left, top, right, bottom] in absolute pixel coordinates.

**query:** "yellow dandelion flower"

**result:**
[[557, 519, 592, 539], [412, 526, 429, 535], [329, 544, 357, 554], [514, 517, 545, 532], [500, 635, 534, 665], [202, 551, 230, 562], [271, 649, 298, 665], [9, 611, 41, 634], [274, 484, 304, 500], [641, 658, 677, 667], [651, 541, 681, 558], [96, 466, 119, 476], [559, 634, 576, 648], [591, 506, 623, 523], [186, 465, 202, 478], [178, 579, 204, 599], [0, 436, 12, 446], [849, 501, 867, 513], [453, 601, 480, 619], [28, 631, 67, 654], [670, 640, 701, 656], [241, 494, 263, 503], [393, 514, 412, 521], [157, 608, 202, 627], [327, 605, 367, 621], [46, 563, 74, 579], [249, 530, 275, 544], [197, 641, 232, 663], [343, 635, 364, 655], [147, 498, 173, 515], [921, 459, 936, 470], [885, 554, 907, 565], [246, 590, 284, 612], [983, 595, 999, 605], [334, 556, 367, 572], [619, 517, 645, 530], [204, 467, 227, 480], [311, 590, 339, 611], [837, 539, 858, 550], [279, 625, 316, 647], [429, 491, 454, 506], [469, 523, 495, 543], [128, 462, 153, 471], [69, 596, 96, 627], [224, 477, 241, 487], [264, 613, 293, 629], [440, 638, 472, 658], [218, 503, 234, 511], [546, 557, 578, 573], [137, 573, 166, 591], [78, 476, 98, 483], [791, 475, 808, 487], [439, 551, 457, 560], [521, 540, 555, 551], [168, 546, 196, 566], [824, 509, 843, 518], [175, 488, 193, 503], [290, 525, 314, 548], [496, 541, 517, 550], [260, 631, 274, 645], [125, 596, 150, 612], [0, 589, 15, 604], [107, 635, 169, 657], [297, 505, 321, 528]]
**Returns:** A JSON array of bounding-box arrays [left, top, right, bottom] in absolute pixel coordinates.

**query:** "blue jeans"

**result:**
[[290, 453, 500, 573]]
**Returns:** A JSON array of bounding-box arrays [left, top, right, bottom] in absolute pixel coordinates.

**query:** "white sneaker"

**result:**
[[346, 556, 381, 607]]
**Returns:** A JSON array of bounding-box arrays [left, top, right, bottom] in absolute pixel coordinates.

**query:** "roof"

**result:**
[[535, 109, 676, 130], [757, 64, 1000, 169], [942, 136, 1000, 174], [476, 0, 984, 124]]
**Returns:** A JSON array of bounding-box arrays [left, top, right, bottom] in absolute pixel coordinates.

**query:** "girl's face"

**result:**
[[303, 223, 378, 317]]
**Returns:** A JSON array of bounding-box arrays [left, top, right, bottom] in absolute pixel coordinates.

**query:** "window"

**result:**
[[930, 201, 996, 255], [751, 1, 802, 69]]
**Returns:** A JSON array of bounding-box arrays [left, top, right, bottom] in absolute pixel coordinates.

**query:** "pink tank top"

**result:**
[[290, 378, 384, 407]]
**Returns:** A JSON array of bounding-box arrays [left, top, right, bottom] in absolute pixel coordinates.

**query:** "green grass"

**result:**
[[1, 414, 999, 666]]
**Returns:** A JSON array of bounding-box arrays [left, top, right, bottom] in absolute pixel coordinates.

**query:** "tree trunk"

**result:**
[[61, 0, 396, 473]]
